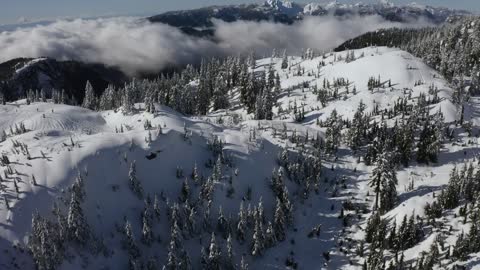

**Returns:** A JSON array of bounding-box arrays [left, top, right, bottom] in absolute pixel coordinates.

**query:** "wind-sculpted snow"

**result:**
[[0, 101, 107, 134]]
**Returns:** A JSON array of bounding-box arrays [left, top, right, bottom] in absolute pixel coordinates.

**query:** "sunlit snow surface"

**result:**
[[1, 47, 478, 269]]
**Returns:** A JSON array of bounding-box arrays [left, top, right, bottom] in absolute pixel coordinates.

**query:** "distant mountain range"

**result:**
[[148, 0, 470, 36]]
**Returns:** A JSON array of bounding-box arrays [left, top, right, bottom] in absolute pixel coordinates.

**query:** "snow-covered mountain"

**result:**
[[0, 57, 126, 102], [148, 1, 470, 36], [1, 45, 479, 269], [263, 0, 304, 16], [302, 0, 469, 21]]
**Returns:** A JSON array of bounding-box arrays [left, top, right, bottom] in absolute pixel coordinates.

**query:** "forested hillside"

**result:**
[[0, 44, 479, 269]]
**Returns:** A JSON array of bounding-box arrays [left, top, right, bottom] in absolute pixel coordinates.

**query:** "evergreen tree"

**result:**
[[154, 194, 161, 219], [52, 202, 68, 240], [207, 232, 221, 270], [217, 206, 229, 238], [165, 217, 187, 269], [325, 109, 342, 154], [142, 201, 154, 245], [441, 166, 461, 209], [188, 204, 198, 232], [397, 120, 415, 167], [82, 80, 96, 110], [240, 256, 248, 270], [225, 234, 235, 270], [212, 155, 222, 182], [369, 150, 398, 213], [197, 61, 212, 115], [274, 73, 281, 96], [129, 161, 143, 198], [453, 231, 468, 261], [417, 111, 443, 163], [265, 221, 276, 248], [180, 178, 191, 203], [281, 50, 288, 69], [67, 185, 89, 245], [213, 73, 230, 111], [387, 221, 397, 250], [365, 212, 381, 244], [99, 84, 116, 110], [273, 198, 286, 241], [28, 212, 65, 270], [192, 162, 201, 185], [251, 213, 265, 256], [237, 202, 247, 243], [347, 100, 367, 151], [262, 86, 275, 120], [423, 240, 440, 269], [367, 247, 384, 270], [165, 239, 179, 270], [124, 220, 140, 259], [122, 82, 135, 114]]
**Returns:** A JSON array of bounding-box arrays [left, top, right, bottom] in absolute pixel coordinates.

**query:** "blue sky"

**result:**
[[0, 0, 478, 25]]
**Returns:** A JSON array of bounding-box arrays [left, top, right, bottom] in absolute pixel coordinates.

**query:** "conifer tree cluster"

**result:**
[[28, 172, 90, 270], [19, 130, 323, 270], [363, 211, 424, 269], [69, 55, 281, 121], [369, 149, 398, 214]]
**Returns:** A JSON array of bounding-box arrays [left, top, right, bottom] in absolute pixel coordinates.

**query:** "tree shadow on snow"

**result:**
[[397, 184, 445, 204]]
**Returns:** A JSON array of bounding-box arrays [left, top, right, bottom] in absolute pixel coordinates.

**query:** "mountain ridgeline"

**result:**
[[148, 0, 469, 37], [0, 58, 127, 103]]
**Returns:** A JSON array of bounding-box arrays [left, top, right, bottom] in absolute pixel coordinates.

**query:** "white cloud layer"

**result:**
[[0, 16, 430, 75]]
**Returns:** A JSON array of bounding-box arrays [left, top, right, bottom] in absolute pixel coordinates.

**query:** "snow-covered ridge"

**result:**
[[267, 0, 467, 17], [303, 2, 323, 15], [263, 0, 304, 16], [14, 58, 48, 75], [150, 0, 470, 33], [2, 47, 479, 269]]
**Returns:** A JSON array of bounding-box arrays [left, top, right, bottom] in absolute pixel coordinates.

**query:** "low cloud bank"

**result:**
[[0, 16, 430, 75]]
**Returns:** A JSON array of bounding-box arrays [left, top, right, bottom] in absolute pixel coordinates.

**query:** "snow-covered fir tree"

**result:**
[[369, 148, 398, 213], [128, 160, 143, 198], [82, 80, 96, 110]]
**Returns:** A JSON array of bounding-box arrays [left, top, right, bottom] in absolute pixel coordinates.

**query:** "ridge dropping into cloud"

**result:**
[[0, 16, 430, 75]]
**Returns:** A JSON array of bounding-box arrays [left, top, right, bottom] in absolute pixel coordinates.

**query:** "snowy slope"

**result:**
[[253, 47, 456, 123], [2, 47, 479, 270]]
